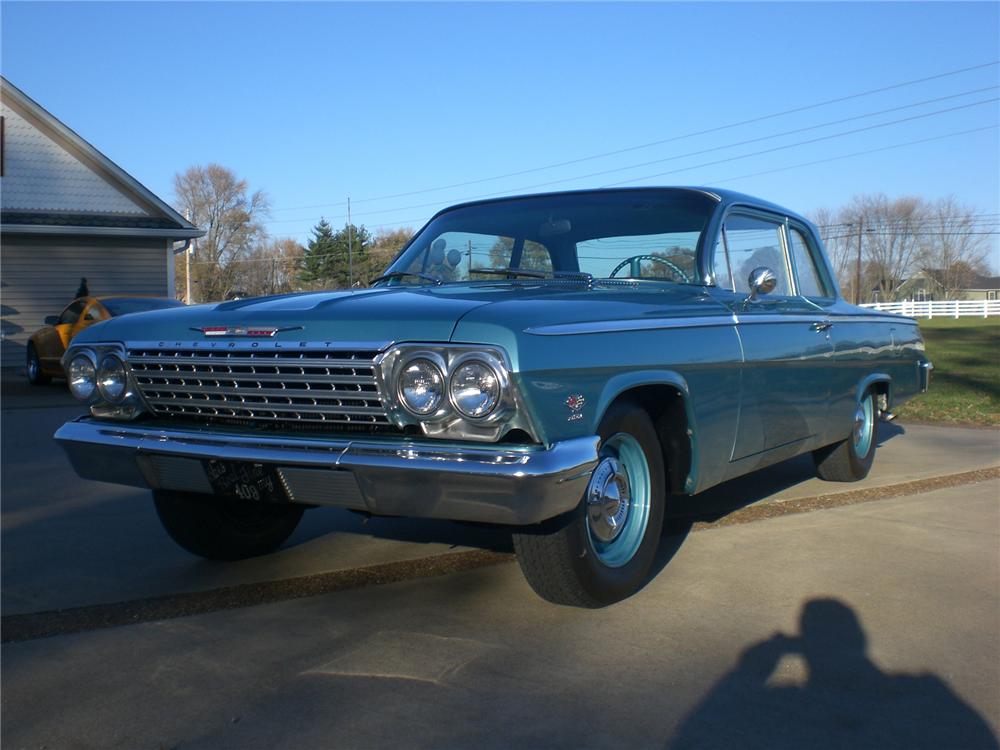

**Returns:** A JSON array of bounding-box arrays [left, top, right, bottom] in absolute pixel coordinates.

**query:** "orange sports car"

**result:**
[[26, 296, 185, 385]]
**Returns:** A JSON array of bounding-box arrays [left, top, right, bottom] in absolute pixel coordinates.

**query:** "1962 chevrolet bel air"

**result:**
[[55, 187, 931, 607]]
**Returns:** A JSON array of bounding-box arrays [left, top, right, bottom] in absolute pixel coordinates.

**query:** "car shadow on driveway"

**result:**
[[668, 422, 905, 523], [667, 597, 998, 750]]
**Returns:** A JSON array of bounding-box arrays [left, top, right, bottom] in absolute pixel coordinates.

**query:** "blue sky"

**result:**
[[2, 1, 998, 263]]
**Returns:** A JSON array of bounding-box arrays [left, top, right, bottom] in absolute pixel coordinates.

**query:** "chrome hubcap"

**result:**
[[853, 406, 866, 445], [586, 457, 631, 543], [852, 395, 874, 457], [27, 356, 37, 378], [585, 433, 652, 568]]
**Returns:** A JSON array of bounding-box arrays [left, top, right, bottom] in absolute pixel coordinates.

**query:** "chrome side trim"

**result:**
[[525, 312, 912, 336], [525, 315, 739, 336], [54, 419, 599, 525]]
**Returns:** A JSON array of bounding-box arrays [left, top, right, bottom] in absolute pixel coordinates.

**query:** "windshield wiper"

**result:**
[[370, 271, 442, 286], [470, 267, 549, 279]]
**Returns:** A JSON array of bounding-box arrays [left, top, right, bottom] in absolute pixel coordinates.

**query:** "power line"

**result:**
[[266, 96, 998, 231], [600, 98, 999, 187], [268, 125, 999, 242], [703, 124, 1000, 193], [267, 86, 999, 226], [269, 60, 1000, 213]]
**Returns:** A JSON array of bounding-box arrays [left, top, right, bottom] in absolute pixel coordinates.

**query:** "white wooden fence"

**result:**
[[861, 299, 1000, 318]]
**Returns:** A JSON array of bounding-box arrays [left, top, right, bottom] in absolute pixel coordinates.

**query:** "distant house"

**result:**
[[894, 268, 1000, 302], [0, 77, 203, 366]]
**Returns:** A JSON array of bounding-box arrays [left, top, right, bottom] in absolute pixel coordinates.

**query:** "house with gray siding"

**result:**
[[0, 77, 203, 366]]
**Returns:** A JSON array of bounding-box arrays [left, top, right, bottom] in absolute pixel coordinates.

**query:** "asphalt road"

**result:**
[[2, 379, 998, 748]]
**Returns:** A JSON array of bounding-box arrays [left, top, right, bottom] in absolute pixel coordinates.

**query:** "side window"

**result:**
[[712, 234, 733, 290], [58, 300, 86, 325], [788, 228, 829, 298], [722, 215, 791, 296]]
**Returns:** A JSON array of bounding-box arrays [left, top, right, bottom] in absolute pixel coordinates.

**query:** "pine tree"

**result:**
[[299, 219, 338, 286]]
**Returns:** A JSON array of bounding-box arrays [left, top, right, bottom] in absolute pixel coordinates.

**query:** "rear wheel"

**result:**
[[813, 389, 878, 482], [26, 345, 50, 385], [512, 400, 666, 607], [153, 490, 305, 560]]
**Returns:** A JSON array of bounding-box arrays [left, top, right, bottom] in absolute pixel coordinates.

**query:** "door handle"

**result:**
[[810, 322, 832, 332]]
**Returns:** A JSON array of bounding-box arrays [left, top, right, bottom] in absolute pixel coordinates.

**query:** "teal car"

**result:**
[[55, 188, 931, 607]]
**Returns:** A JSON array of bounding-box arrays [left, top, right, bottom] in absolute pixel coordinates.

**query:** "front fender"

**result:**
[[594, 369, 700, 493]]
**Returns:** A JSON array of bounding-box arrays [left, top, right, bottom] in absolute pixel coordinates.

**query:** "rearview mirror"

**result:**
[[746, 267, 777, 302], [44, 315, 59, 325], [539, 218, 571, 237]]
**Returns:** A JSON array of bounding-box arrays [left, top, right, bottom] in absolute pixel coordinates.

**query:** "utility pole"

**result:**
[[347, 197, 354, 289], [854, 219, 864, 305], [467, 240, 472, 276], [185, 211, 195, 304]]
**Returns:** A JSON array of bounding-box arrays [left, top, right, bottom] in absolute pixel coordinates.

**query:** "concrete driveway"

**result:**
[[2, 480, 997, 749], [2, 378, 998, 748]]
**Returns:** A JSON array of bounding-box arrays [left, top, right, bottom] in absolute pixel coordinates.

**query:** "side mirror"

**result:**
[[44, 315, 59, 325], [746, 267, 777, 302]]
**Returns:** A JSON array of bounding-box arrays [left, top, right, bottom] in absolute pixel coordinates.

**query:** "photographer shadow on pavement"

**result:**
[[669, 598, 998, 750]]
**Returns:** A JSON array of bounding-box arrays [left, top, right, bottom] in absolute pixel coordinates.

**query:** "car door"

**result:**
[[37, 299, 86, 368], [709, 211, 834, 462]]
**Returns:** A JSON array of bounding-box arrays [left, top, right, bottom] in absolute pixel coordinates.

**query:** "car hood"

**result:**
[[72, 283, 727, 351]]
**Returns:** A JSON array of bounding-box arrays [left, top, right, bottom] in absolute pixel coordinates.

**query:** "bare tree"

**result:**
[[915, 197, 991, 299], [811, 194, 994, 303], [810, 206, 851, 297], [228, 238, 305, 297], [173, 165, 270, 301]]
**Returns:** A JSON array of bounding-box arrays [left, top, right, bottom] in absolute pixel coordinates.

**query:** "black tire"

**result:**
[[813, 390, 879, 482], [512, 400, 666, 608], [26, 344, 51, 385], [153, 490, 305, 561]]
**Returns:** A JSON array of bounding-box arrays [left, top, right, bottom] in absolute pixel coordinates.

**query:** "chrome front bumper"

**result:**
[[54, 419, 599, 526]]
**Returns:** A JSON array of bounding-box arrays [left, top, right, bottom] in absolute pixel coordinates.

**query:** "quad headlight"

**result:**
[[449, 360, 500, 418], [398, 358, 445, 416], [383, 345, 534, 442], [64, 346, 144, 421], [68, 354, 97, 400], [96, 354, 128, 403]]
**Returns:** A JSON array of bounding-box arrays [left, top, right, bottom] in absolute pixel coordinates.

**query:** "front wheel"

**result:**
[[154, 490, 305, 560], [512, 400, 666, 607], [26, 345, 50, 385], [813, 389, 878, 482]]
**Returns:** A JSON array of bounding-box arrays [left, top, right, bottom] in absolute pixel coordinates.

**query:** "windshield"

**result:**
[[101, 297, 186, 316], [381, 190, 717, 286]]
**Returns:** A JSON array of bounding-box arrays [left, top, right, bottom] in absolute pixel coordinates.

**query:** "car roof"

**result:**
[[427, 186, 811, 228]]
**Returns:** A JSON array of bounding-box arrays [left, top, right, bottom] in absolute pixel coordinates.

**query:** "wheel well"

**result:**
[[609, 385, 691, 495], [868, 379, 891, 410]]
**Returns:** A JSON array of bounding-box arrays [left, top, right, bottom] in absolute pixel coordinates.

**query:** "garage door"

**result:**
[[1, 234, 170, 367]]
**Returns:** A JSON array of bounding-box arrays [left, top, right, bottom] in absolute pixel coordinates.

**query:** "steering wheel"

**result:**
[[608, 255, 691, 283]]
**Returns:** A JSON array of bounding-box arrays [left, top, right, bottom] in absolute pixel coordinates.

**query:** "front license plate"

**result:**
[[202, 460, 289, 503]]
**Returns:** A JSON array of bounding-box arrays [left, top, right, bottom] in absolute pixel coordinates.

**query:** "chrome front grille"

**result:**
[[127, 345, 392, 429]]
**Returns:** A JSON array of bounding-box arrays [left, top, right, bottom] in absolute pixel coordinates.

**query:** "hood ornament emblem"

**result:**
[[192, 325, 303, 338]]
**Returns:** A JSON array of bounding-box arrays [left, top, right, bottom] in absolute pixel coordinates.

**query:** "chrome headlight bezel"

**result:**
[[62, 343, 146, 420], [378, 344, 535, 442]]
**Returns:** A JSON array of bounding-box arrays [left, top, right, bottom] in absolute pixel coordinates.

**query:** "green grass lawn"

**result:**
[[896, 317, 1000, 427]]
